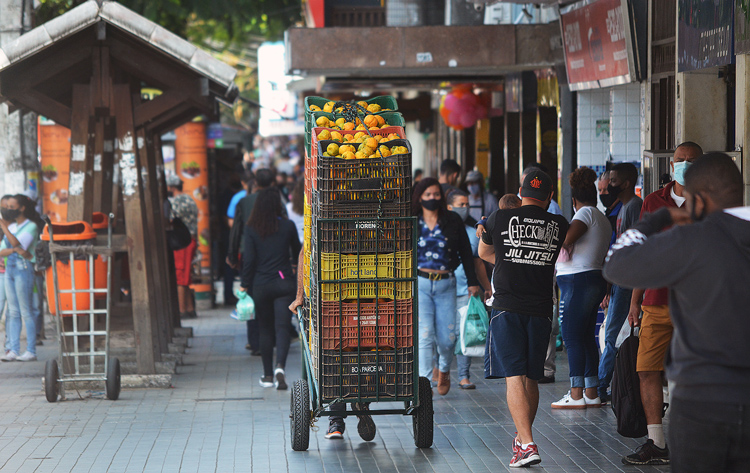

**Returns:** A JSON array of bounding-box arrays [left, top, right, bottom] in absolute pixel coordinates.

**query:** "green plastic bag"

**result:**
[[232, 289, 255, 321], [455, 296, 489, 357], [463, 296, 489, 347]]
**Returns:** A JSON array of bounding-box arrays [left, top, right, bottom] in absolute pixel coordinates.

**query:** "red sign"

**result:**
[[560, 0, 633, 90]]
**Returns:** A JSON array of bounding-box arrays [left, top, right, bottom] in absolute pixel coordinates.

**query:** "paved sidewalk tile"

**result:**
[[0, 309, 669, 472]]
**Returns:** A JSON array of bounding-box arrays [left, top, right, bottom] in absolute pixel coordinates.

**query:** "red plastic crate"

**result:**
[[310, 125, 406, 163], [321, 299, 413, 350]]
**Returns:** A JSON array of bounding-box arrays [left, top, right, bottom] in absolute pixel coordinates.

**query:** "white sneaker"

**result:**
[[1, 350, 18, 362], [17, 351, 37, 362], [584, 394, 602, 408], [551, 392, 587, 409]]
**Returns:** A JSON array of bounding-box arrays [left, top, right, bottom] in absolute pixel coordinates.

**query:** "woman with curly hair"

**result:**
[[551, 167, 611, 409]]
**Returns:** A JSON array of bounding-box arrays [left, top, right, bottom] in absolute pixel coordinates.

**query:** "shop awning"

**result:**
[[285, 23, 563, 81]]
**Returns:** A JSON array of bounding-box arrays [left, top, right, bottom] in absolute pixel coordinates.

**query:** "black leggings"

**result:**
[[253, 279, 296, 377]]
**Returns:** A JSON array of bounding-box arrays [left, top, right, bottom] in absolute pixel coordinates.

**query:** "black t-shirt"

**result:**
[[482, 205, 569, 317]]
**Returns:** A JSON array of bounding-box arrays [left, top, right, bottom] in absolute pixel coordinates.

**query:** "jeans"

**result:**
[[669, 397, 750, 473], [418, 275, 457, 377], [558, 270, 607, 389], [32, 273, 44, 338], [598, 284, 632, 394], [253, 279, 295, 377], [5, 254, 36, 356], [0, 271, 7, 351], [455, 294, 471, 380]]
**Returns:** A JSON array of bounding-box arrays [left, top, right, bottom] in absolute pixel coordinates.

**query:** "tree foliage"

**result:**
[[36, 0, 302, 128]]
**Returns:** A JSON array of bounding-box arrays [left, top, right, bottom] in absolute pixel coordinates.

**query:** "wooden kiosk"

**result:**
[[0, 1, 238, 374]]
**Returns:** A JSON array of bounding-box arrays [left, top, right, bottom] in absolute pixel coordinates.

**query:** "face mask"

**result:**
[[421, 199, 441, 212], [1, 208, 19, 221], [599, 192, 618, 209], [452, 207, 469, 221], [606, 184, 623, 199], [167, 191, 175, 198], [690, 192, 705, 222], [468, 183, 481, 195], [673, 161, 691, 186]]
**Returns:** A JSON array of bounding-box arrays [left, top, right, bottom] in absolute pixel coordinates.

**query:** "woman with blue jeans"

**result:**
[[0, 195, 40, 362], [413, 178, 480, 395], [551, 168, 611, 409]]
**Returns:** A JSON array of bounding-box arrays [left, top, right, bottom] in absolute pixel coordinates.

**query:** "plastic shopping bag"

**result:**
[[232, 289, 255, 321], [457, 296, 489, 357]]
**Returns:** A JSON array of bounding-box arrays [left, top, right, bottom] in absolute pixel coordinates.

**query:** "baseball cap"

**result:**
[[520, 169, 552, 202], [465, 170, 483, 182], [165, 170, 182, 187]]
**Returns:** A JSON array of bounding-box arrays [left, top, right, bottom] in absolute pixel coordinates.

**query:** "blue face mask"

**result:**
[[673, 161, 691, 186], [468, 183, 481, 195]]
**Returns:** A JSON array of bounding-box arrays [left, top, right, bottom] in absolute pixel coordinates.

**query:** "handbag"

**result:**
[[166, 217, 192, 251], [456, 295, 489, 357]]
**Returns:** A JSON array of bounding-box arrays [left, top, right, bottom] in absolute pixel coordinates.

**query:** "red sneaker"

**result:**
[[510, 442, 541, 468]]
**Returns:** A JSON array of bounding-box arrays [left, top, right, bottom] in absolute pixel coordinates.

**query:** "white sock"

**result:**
[[521, 442, 535, 449], [647, 424, 666, 449]]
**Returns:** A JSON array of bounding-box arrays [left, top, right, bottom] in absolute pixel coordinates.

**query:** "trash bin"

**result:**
[[91, 212, 109, 298], [40, 221, 97, 315]]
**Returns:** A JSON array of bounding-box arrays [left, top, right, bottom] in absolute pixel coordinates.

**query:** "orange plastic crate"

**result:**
[[321, 299, 413, 350]]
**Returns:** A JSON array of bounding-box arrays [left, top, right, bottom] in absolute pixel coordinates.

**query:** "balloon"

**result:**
[[444, 94, 458, 110], [459, 112, 475, 128], [448, 111, 463, 129]]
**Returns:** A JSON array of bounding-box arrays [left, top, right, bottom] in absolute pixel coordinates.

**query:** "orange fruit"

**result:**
[[342, 122, 356, 131], [326, 143, 340, 156], [315, 116, 330, 127], [357, 101, 368, 108], [366, 103, 381, 113], [364, 137, 378, 149], [309, 105, 321, 111], [363, 115, 378, 127], [317, 130, 331, 141], [341, 151, 356, 160], [376, 115, 386, 127], [335, 117, 346, 128], [330, 131, 343, 142], [323, 101, 335, 113]]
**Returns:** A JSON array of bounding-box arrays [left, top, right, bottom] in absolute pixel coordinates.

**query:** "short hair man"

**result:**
[[446, 189, 492, 389], [597, 162, 642, 401], [439, 159, 462, 195], [620, 141, 702, 465], [166, 172, 199, 319], [604, 152, 750, 472], [479, 169, 569, 467]]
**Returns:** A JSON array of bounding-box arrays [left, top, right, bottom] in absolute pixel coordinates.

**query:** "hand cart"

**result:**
[[42, 214, 121, 402], [290, 216, 433, 451]]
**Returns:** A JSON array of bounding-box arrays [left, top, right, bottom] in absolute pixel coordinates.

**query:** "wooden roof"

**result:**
[[0, 0, 238, 133]]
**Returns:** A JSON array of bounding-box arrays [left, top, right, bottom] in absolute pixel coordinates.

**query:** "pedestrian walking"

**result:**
[[413, 178, 480, 395], [0, 195, 41, 362], [604, 152, 750, 473], [479, 169, 568, 467], [445, 189, 492, 390], [464, 170, 496, 222], [551, 167, 610, 409], [239, 188, 300, 390]]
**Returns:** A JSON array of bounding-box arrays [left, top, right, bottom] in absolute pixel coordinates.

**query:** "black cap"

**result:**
[[520, 169, 552, 202]]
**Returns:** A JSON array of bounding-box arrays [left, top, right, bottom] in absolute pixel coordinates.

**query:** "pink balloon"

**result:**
[[444, 94, 458, 110], [448, 111, 461, 126], [474, 106, 488, 120], [459, 112, 475, 128]]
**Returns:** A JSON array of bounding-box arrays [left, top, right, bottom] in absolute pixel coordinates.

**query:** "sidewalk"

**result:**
[[0, 308, 669, 472]]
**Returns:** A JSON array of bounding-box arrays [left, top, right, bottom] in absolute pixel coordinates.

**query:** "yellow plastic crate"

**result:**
[[320, 251, 412, 281], [318, 251, 412, 301]]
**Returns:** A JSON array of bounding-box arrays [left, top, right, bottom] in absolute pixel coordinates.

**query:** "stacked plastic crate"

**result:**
[[303, 96, 416, 401]]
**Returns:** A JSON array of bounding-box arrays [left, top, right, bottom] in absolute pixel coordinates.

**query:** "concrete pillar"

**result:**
[[675, 70, 726, 151], [559, 86, 575, 221], [734, 55, 750, 205]]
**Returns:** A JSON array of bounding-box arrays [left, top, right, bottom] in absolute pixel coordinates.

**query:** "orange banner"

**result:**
[[174, 122, 210, 274], [39, 123, 71, 222]]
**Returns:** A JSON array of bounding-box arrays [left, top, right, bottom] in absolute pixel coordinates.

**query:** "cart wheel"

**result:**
[[412, 376, 434, 448], [105, 357, 121, 401], [45, 360, 59, 403], [290, 379, 310, 451]]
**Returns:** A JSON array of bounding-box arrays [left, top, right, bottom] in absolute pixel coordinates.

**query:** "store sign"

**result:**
[[560, 0, 633, 91], [678, 0, 734, 71]]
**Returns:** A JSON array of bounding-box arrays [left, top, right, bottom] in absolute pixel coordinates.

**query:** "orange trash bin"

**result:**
[[41, 221, 97, 315]]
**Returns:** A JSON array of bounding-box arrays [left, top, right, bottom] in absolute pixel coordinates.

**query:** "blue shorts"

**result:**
[[485, 310, 551, 381]]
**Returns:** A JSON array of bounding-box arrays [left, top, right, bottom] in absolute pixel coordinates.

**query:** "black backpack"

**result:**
[[610, 327, 648, 438]]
